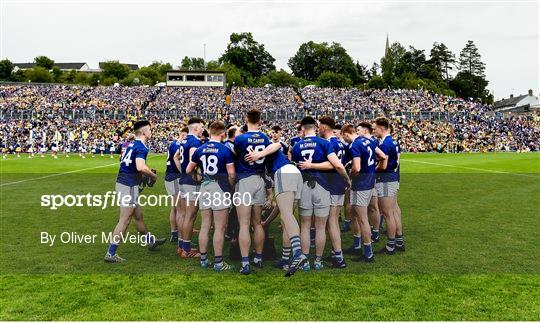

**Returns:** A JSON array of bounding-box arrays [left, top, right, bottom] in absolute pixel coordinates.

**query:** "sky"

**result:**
[[1, 0, 538, 100]]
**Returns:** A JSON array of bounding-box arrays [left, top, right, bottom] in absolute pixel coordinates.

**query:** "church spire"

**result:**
[[385, 33, 390, 55]]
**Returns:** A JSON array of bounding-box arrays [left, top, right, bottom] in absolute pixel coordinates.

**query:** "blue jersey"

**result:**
[[165, 140, 181, 181], [265, 149, 291, 174], [290, 136, 302, 149], [327, 136, 347, 195], [224, 139, 235, 152], [273, 141, 289, 156], [291, 135, 335, 192], [116, 139, 149, 186], [350, 136, 377, 190], [377, 135, 400, 182], [191, 140, 234, 192], [234, 131, 270, 180], [179, 134, 202, 185]]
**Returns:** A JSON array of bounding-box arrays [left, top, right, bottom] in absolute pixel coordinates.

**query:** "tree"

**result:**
[[355, 61, 369, 84], [367, 75, 386, 89], [180, 56, 205, 70], [147, 61, 172, 80], [316, 71, 352, 88], [380, 42, 406, 86], [288, 41, 358, 83], [219, 32, 275, 80], [451, 40, 489, 102], [26, 67, 53, 83], [0, 59, 14, 80], [51, 67, 63, 83], [34, 56, 54, 70], [429, 42, 456, 82], [100, 60, 130, 81]]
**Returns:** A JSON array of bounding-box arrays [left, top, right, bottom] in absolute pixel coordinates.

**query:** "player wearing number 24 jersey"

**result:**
[[116, 138, 148, 187]]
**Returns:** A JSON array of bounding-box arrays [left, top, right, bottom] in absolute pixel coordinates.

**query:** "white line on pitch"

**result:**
[[403, 159, 540, 179], [0, 162, 118, 187]]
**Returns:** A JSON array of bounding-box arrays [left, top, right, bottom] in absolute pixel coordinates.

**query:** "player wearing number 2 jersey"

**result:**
[[105, 120, 165, 263], [342, 122, 387, 262], [187, 121, 236, 272], [233, 109, 269, 274]]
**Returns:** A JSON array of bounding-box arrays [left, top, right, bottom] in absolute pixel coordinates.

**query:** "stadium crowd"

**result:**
[[1, 84, 539, 156]]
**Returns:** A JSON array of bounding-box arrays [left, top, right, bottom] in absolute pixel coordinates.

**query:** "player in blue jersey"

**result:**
[[186, 121, 236, 272], [270, 125, 289, 156], [173, 117, 204, 259], [316, 116, 348, 268], [244, 124, 307, 277], [373, 117, 404, 254], [165, 137, 182, 242], [342, 123, 387, 262], [288, 124, 303, 160], [104, 120, 166, 263], [233, 109, 269, 274], [291, 116, 351, 271]]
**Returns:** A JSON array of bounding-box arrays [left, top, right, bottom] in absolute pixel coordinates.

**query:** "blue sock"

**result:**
[[310, 228, 315, 241], [184, 240, 192, 252], [107, 243, 118, 256], [254, 253, 263, 263], [178, 239, 184, 250], [241, 256, 249, 267], [396, 234, 404, 246], [353, 235, 362, 249], [282, 247, 291, 261], [171, 230, 178, 240], [371, 229, 380, 239], [290, 235, 301, 255], [343, 219, 351, 229], [363, 243, 373, 259], [334, 250, 343, 261], [214, 255, 223, 267]]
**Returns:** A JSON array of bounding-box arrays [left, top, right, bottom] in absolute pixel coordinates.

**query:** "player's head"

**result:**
[[300, 116, 317, 135], [227, 125, 240, 141], [374, 117, 391, 138], [201, 129, 209, 141], [334, 123, 342, 139], [246, 109, 262, 127], [133, 120, 151, 139], [180, 126, 189, 140], [296, 124, 304, 137], [318, 116, 335, 138], [209, 121, 227, 141], [240, 124, 248, 134], [187, 117, 204, 136], [341, 124, 357, 144], [271, 125, 282, 141], [357, 121, 373, 137]]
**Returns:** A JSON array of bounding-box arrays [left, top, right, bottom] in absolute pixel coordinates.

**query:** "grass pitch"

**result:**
[[1, 152, 539, 320]]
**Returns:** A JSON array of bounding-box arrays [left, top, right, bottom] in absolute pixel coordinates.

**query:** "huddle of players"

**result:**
[[104, 109, 404, 277]]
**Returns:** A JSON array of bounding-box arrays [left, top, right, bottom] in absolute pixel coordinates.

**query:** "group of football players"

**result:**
[[104, 109, 404, 277]]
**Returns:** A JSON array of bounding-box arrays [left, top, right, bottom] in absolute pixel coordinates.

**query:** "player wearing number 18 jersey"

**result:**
[[233, 109, 269, 274], [187, 121, 236, 272]]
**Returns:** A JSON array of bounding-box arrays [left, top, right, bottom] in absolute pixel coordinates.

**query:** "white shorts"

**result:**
[[65, 149, 71, 153], [115, 183, 139, 207], [375, 181, 400, 198], [164, 178, 181, 196], [181, 184, 200, 201], [274, 164, 302, 200], [299, 181, 330, 217], [52, 147, 58, 152], [350, 189, 373, 207], [198, 181, 229, 211], [40, 148, 47, 153], [330, 194, 345, 206], [235, 175, 266, 206]]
